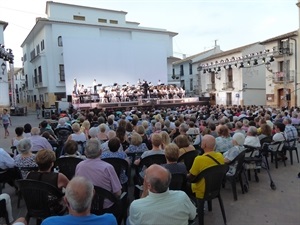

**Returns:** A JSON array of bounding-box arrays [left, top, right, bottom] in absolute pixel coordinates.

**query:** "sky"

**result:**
[[0, 0, 298, 67]]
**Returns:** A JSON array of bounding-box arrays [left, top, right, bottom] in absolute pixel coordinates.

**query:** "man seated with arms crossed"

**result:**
[[127, 164, 196, 225], [187, 135, 225, 198], [41, 176, 117, 225]]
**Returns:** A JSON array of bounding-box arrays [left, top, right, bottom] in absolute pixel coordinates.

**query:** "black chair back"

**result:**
[[102, 158, 129, 179], [169, 173, 187, 191], [192, 164, 229, 200], [178, 150, 199, 171], [54, 157, 83, 180], [16, 179, 66, 224], [139, 154, 166, 168], [91, 185, 127, 225]]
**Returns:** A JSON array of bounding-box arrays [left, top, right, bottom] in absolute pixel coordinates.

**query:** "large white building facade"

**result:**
[[21, 1, 177, 107]]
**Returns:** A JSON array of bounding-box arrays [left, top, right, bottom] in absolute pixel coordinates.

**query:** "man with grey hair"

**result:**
[[127, 164, 196, 225], [41, 176, 117, 225], [27, 127, 53, 152], [75, 139, 122, 209]]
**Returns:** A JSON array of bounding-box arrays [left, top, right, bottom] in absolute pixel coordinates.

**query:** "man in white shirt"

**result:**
[[127, 164, 196, 225]]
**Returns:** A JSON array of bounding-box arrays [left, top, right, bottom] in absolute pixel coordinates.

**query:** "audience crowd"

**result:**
[[1, 103, 300, 225]]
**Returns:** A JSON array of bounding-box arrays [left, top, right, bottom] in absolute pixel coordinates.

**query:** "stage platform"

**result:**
[[73, 97, 210, 110]]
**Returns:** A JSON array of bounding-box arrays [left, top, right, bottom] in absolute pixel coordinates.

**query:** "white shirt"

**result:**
[[0, 148, 15, 169], [128, 190, 196, 225]]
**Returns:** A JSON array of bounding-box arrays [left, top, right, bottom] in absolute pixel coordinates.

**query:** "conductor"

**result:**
[[142, 81, 149, 99]]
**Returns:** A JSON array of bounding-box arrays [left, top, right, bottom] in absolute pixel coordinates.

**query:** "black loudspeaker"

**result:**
[[286, 94, 291, 101], [67, 95, 72, 102]]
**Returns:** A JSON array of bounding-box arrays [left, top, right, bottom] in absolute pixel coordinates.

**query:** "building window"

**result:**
[[41, 40, 45, 50], [23, 54, 27, 62], [25, 74, 28, 87], [109, 20, 118, 24], [180, 65, 184, 76], [58, 36, 63, 47], [73, 15, 85, 21], [36, 45, 40, 55], [189, 63, 192, 75], [34, 69, 37, 85], [59, 64, 65, 81], [30, 49, 36, 61], [38, 66, 42, 83], [190, 79, 193, 91], [98, 18, 107, 23]]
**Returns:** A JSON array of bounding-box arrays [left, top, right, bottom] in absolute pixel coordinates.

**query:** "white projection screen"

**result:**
[[63, 37, 168, 95]]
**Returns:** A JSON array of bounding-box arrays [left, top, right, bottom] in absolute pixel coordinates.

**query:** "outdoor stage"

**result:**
[[72, 96, 210, 110]]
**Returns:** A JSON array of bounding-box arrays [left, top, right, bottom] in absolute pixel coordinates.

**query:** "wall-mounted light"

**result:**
[[215, 72, 221, 80], [1, 62, 6, 75], [262, 57, 266, 63], [217, 67, 221, 72], [240, 62, 244, 68], [269, 56, 274, 62], [253, 59, 258, 65]]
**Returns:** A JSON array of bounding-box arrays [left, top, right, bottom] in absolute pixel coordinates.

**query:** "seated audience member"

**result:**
[[15, 139, 38, 178], [41, 131, 59, 147], [0, 147, 17, 187], [269, 122, 286, 152], [27, 149, 69, 214], [0, 193, 14, 224], [41, 176, 117, 225], [116, 126, 130, 150], [125, 133, 149, 154], [80, 120, 91, 140], [88, 127, 99, 141], [215, 125, 233, 153], [241, 119, 250, 133], [39, 120, 57, 140], [208, 122, 218, 138], [60, 140, 86, 159], [67, 123, 87, 153], [127, 164, 196, 225], [174, 134, 196, 157], [223, 133, 246, 176], [186, 121, 200, 135], [28, 127, 53, 152], [187, 135, 224, 198], [234, 121, 246, 136], [134, 133, 165, 166], [136, 125, 152, 149], [162, 143, 187, 175], [258, 124, 272, 141], [160, 131, 171, 150], [98, 124, 109, 143], [56, 117, 72, 130], [11, 126, 24, 147], [101, 137, 130, 185], [244, 126, 261, 148], [23, 123, 32, 138], [101, 130, 123, 153], [75, 139, 122, 209]]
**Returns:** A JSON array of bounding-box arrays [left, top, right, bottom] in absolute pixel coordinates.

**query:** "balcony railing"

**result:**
[[206, 83, 216, 92], [222, 81, 234, 90], [272, 70, 295, 83], [273, 43, 293, 57]]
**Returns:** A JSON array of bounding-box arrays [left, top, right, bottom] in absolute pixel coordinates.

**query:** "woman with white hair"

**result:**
[[15, 138, 38, 178]]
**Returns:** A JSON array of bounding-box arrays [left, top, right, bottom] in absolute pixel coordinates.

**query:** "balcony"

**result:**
[[222, 81, 234, 90], [206, 83, 216, 92], [273, 43, 293, 58], [272, 70, 295, 83]]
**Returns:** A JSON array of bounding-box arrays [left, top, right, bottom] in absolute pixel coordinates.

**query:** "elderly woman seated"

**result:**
[[162, 143, 187, 175], [60, 140, 86, 160], [173, 134, 196, 157], [215, 125, 233, 153], [26, 149, 69, 214], [15, 139, 38, 179]]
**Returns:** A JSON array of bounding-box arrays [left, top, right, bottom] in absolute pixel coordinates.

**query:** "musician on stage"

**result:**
[[73, 78, 77, 94], [93, 79, 97, 94], [142, 81, 149, 99]]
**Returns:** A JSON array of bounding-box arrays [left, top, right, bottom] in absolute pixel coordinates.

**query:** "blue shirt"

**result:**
[[41, 213, 117, 225]]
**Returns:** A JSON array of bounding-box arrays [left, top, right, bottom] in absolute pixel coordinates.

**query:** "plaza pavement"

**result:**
[[1, 111, 300, 225]]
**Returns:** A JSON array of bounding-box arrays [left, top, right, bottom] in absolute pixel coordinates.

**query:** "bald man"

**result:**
[[41, 176, 117, 225], [127, 164, 196, 225], [187, 135, 224, 199]]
